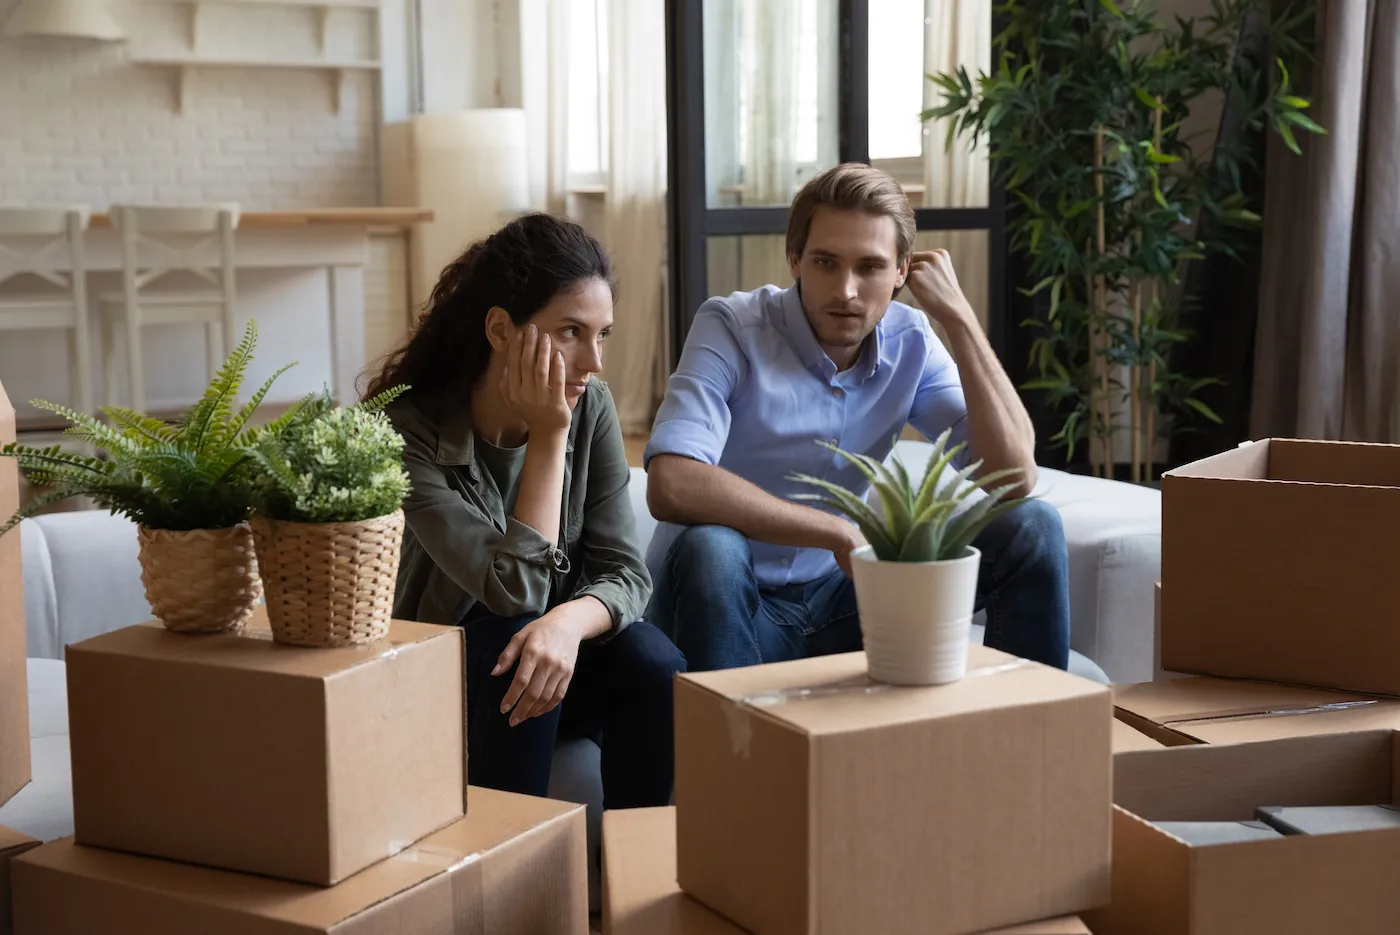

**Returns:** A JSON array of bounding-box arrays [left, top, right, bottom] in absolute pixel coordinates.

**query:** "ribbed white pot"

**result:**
[[850, 544, 980, 685]]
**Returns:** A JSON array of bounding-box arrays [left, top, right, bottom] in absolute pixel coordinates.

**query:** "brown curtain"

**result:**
[[1250, 0, 1400, 442]]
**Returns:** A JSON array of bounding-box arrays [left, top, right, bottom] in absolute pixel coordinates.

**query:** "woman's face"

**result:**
[[518, 277, 615, 407]]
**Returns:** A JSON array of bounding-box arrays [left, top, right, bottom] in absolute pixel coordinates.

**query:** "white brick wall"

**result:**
[[0, 0, 379, 209]]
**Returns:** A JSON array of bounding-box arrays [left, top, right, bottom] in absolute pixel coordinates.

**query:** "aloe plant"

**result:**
[[0, 321, 302, 534], [789, 430, 1026, 562]]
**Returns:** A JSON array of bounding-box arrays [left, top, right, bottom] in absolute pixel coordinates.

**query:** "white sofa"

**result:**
[[2, 441, 1160, 902]]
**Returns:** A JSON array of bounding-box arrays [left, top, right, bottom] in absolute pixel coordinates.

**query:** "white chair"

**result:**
[[99, 204, 239, 414], [0, 206, 95, 417]]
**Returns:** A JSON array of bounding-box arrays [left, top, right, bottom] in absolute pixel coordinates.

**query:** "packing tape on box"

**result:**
[[397, 843, 486, 933], [723, 658, 1033, 756], [1158, 699, 1381, 726]]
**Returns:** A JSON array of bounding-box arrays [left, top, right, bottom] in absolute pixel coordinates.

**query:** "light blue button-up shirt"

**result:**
[[644, 284, 969, 587]]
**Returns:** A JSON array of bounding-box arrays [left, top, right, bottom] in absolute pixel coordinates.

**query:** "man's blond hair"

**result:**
[[786, 163, 916, 262]]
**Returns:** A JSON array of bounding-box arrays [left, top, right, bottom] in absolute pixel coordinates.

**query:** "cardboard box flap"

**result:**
[[18, 789, 582, 930], [1163, 439, 1270, 479], [1113, 677, 1376, 725], [1178, 700, 1400, 745], [70, 614, 452, 679], [0, 824, 38, 857], [985, 917, 1090, 935], [1112, 731, 1397, 822], [679, 646, 1107, 736], [1269, 438, 1400, 487], [1112, 718, 1165, 753]]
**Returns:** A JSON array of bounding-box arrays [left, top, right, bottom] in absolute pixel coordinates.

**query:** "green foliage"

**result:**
[[788, 430, 1025, 563], [1, 321, 296, 534], [923, 0, 1323, 459], [250, 386, 411, 523]]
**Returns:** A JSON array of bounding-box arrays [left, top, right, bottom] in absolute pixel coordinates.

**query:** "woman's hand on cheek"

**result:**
[[499, 323, 571, 436]]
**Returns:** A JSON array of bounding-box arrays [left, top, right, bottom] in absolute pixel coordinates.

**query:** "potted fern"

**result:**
[[0, 322, 294, 634], [791, 431, 1025, 685], [248, 386, 411, 647]]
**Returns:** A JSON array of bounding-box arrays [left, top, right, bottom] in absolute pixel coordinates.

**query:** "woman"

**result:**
[[369, 213, 684, 808]]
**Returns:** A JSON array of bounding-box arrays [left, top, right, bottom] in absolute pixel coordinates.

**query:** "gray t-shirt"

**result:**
[[473, 433, 526, 514]]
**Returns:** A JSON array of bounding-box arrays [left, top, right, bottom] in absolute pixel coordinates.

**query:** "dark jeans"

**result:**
[[464, 615, 685, 809], [648, 499, 1072, 672]]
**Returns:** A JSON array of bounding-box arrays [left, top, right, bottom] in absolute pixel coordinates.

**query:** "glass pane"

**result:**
[[704, 0, 840, 208], [907, 229, 990, 332], [706, 235, 793, 297], [869, 0, 991, 208], [706, 231, 988, 336]]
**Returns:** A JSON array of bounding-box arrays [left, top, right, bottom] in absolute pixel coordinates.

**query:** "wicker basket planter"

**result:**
[[137, 523, 263, 634], [250, 509, 404, 647]]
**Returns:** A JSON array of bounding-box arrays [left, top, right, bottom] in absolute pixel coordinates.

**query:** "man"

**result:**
[[643, 163, 1070, 672]]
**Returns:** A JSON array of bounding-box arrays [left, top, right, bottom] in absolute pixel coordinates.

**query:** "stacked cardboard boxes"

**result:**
[[0, 381, 35, 935], [9, 612, 589, 931], [604, 644, 1113, 935], [1095, 437, 1400, 932]]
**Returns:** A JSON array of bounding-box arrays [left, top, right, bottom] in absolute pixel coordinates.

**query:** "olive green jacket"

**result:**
[[387, 380, 650, 635]]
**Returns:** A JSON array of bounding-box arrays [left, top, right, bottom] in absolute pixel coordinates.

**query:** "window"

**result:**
[[567, 0, 610, 185], [867, 0, 926, 161]]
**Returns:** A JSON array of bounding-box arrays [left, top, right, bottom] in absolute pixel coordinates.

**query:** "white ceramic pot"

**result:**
[[849, 544, 980, 685]]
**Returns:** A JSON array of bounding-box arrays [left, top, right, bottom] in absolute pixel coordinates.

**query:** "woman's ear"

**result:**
[[484, 307, 513, 353]]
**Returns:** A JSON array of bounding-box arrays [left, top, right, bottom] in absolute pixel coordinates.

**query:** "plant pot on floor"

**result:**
[[849, 544, 980, 686], [137, 523, 263, 634], [251, 509, 404, 647]]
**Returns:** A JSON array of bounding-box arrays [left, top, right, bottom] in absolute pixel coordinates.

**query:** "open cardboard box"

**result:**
[[603, 807, 1091, 935], [675, 646, 1111, 935], [1161, 438, 1400, 695], [1086, 730, 1400, 935], [67, 613, 466, 885], [0, 380, 30, 808], [1115, 675, 1400, 746]]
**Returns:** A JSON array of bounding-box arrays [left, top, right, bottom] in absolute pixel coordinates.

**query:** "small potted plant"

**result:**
[[790, 430, 1025, 685], [248, 386, 411, 647], [0, 321, 293, 634]]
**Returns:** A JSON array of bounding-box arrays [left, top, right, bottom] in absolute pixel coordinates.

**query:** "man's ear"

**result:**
[[788, 250, 802, 283], [894, 255, 911, 290], [484, 307, 514, 353]]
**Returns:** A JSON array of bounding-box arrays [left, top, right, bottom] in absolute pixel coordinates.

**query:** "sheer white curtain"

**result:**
[[521, 0, 668, 433], [603, 0, 668, 434], [918, 0, 991, 328]]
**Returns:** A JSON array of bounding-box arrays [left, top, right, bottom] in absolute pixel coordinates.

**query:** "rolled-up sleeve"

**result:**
[[907, 324, 971, 467], [644, 299, 747, 468], [399, 426, 562, 619], [574, 387, 651, 637]]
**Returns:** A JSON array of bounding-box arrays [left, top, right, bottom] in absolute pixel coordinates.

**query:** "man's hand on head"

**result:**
[[906, 249, 977, 330]]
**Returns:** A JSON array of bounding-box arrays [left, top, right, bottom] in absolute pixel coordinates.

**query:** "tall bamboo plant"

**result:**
[[923, 0, 1323, 480]]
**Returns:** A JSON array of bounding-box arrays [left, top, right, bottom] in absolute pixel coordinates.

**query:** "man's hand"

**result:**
[[830, 524, 868, 578], [500, 322, 571, 436], [906, 249, 976, 328], [492, 606, 588, 727]]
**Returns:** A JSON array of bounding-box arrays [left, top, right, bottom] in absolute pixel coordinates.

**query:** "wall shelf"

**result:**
[[132, 55, 381, 114]]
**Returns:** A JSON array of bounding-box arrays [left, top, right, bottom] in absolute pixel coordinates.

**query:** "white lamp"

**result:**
[[3, 0, 127, 41]]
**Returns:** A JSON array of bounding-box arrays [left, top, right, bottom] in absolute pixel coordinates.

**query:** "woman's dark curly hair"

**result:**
[[364, 213, 616, 401]]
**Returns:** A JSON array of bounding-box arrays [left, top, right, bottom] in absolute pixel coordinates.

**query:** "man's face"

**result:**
[[789, 207, 909, 367]]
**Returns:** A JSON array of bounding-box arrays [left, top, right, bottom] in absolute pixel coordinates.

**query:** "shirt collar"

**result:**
[[779, 284, 883, 384]]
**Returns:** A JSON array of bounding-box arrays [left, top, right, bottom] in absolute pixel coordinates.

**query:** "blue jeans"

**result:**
[[464, 615, 685, 809], [648, 499, 1071, 672]]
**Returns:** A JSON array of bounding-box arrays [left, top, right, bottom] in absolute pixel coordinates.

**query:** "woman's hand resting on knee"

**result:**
[[492, 596, 613, 726]]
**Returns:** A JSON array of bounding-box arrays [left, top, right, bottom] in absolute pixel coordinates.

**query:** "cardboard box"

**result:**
[[0, 380, 30, 808], [1086, 730, 1400, 935], [1161, 438, 1400, 694], [0, 826, 40, 935], [1114, 675, 1400, 746], [67, 615, 466, 885], [603, 806, 1090, 935], [13, 785, 586, 934], [1112, 717, 1165, 753], [674, 646, 1112, 935]]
